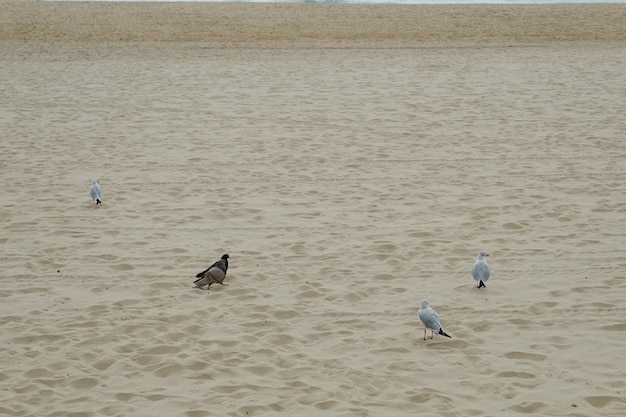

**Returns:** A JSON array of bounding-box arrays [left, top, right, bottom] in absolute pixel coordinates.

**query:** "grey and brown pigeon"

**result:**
[[193, 254, 230, 290]]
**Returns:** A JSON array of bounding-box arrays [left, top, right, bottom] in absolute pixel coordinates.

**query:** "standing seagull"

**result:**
[[418, 300, 451, 340], [89, 179, 102, 205], [472, 251, 490, 288], [193, 254, 230, 290]]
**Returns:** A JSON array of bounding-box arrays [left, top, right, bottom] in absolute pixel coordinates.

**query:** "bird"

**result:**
[[193, 254, 230, 290], [418, 300, 451, 340], [472, 251, 490, 288], [89, 179, 102, 205]]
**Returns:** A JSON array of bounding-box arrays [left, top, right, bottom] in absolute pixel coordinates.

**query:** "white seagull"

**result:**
[[472, 251, 490, 288], [418, 300, 451, 340], [89, 179, 102, 205]]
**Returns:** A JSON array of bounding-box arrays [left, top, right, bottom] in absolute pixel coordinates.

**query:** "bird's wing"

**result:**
[[214, 259, 227, 274], [419, 308, 441, 331], [207, 267, 226, 283], [195, 267, 210, 278], [91, 184, 102, 199], [473, 261, 490, 280], [194, 275, 207, 285], [195, 257, 226, 278]]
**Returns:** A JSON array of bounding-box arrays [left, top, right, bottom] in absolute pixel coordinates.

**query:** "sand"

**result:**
[[1, 2, 626, 416]]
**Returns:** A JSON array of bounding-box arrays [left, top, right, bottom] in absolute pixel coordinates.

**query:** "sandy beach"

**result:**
[[1, 2, 626, 416]]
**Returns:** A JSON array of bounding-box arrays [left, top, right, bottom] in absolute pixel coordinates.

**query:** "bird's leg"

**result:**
[[430, 330, 435, 339], [423, 329, 427, 340]]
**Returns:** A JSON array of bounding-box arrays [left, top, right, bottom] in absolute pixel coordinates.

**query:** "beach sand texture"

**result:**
[[1, 2, 626, 416]]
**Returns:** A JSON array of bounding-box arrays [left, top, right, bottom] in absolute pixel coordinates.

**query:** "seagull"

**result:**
[[193, 254, 230, 290], [472, 251, 490, 288], [418, 300, 451, 340], [89, 179, 102, 205]]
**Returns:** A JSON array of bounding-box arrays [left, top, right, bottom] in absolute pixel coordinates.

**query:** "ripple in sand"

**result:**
[[52, 411, 96, 417], [528, 301, 558, 315], [23, 367, 55, 378], [67, 377, 99, 389], [585, 395, 626, 408], [11, 333, 65, 345], [140, 345, 181, 355], [271, 309, 299, 320], [110, 263, 134, 271], [408, 393, 446, 404], [423, 340, 469, 349], [183, 359, 210, 372], [600, 323, 626, 331], [147, 394, 174, 401], [113, 342, 141, 354], [370, 346, 412, 355], [73, 335, 115, 348], [314, 400, 339, 410], [503, 351, 547, 362], [571, 286, 598, 294], [509, 401, 548, 413], [496, 371, 536, 379], [132, 354, 161, 366], [261, 333, 296, 345], [469, 321, 494, 332], [341, 292, 364, 303], [152, 362, 185, 378], [297, 392, 329, 406], [508, 318, 533, 326], [13, 382, 47, 394], [183, 411, 213, 417], [237, 404, 284, 415], [213, 384, 258, 394], [114, 393, 136, 401], [496, 219, 522, 230], [243, 365, 275, 376], [32, 378, 65, 388], [295, 289, 324, 299], [13, 287, 48, 296], [96, 404, 135, 416], [62, 395, 92, 404]]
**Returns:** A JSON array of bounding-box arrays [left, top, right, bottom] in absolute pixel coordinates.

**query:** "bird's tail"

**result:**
[[96, 199, 102, 205], [478, 280, 486, 288], [195, 268, 209, 278], [439, 328, 452, 338]]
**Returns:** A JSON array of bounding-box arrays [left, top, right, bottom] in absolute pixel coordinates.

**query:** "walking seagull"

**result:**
[[193, 254, 230, 290], [418, 300, 451, 340], [89, 179, 102, 205], [472, 251, 490, 288]]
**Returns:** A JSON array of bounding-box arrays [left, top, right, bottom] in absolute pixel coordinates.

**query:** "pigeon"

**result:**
[[89, 179, 102, 205], [418, 300, 451, 340], [472, 251, 490, 288], [193, 254, 230, 290]]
